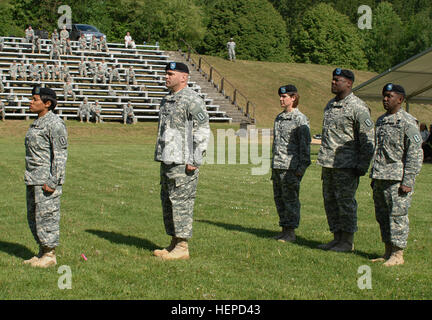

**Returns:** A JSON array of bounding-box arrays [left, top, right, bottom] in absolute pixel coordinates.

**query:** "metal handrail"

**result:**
[[177, 39, 256, 124]]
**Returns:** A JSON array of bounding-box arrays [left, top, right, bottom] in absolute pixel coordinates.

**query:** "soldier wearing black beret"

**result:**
[[24, 86, 68, 268]]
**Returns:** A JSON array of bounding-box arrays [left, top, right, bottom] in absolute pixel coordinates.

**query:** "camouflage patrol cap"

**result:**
[[333, 68, 355, 82], [382, 83, 406, 97], [278, 85, 297, 95], [165, 62, 189, 74]]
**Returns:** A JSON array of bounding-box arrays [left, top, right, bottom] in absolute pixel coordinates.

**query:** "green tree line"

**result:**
[[1, 0, 432, 72]]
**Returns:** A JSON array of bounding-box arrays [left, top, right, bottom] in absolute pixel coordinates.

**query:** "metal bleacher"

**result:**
[[0, 36, 232, 123]]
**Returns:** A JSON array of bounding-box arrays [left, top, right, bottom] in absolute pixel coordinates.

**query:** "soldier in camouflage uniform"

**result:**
[[122, 101, 135, 124], [50, 44, 60, 61], [77, 97, 91, 122], [9, 60, 18, 80], [226, 38, 236, 62], [126, 66, 136, 85], [18, 62, 27, 81], [32, 36, 41, 54], [317, 68, 375, 252], [79, 58, 87, 77], [24, 86, 68, 268], [271, 85, 311, 243], [28, 61, 40, 82], [51, 62, 61, 81], [79, 34, 87, 51], [25, 25, 34, 43], [88, 58, 97, 77], [59, 26, 69, 54], [92, 100, 102, 123], [153, 62, 210, 260], [90, 35, 99, 51], [93, 65, 106, 84], [370, 84, 423, 267], [0, 100, 5, 121], [109, 65, 121, 83], [99, 36, 109, 53], [64, 38, 73, 55], [63, 79, 76, 101]]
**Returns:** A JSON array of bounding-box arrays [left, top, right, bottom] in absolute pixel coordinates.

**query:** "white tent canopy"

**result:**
[[353, 47, 432, 106]]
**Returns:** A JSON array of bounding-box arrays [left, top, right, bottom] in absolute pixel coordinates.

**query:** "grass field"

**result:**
[[0, 120, 431, 300]]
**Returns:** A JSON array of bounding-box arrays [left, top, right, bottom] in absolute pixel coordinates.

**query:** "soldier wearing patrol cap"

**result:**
[[24, 86, 68, 268], [153, 62, 210, 260], [317, 68, 375, 252], [370, 83, 423, 267], [271, 85, 311, 243]]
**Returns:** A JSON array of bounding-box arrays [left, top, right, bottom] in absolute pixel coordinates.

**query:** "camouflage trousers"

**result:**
[[26, 185, 62, 248], [271, 169, 302, 229], [322, 167, 359, 233], [372, 179, 411, 249], [160, 163, 199, 239]]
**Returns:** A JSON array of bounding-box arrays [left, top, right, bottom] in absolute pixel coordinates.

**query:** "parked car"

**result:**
[[69, 24, 106, 42]]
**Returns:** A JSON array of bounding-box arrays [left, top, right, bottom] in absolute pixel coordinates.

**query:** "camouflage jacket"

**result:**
[[370, 109, 423, 188], [123, 105, 134, 116], [154, 86, 210, 167], [271, 108, 311, 175], [317, 92, 375, 173], [24, 111, 68, 189]]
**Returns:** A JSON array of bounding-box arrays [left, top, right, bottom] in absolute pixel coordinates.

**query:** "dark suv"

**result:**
[[69, 24, 106, 42]]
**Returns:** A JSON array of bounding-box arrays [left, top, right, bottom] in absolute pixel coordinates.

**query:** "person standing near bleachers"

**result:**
[[126, 66, 136, 85], [24, 86, 68, 268], [122, 101, 135, 124], [9, 60, 18, 81], [25, 25, 35, 43], [153, 62, 210, 261], [79, 34, 87, 51], [63, 79, 76, 101], [77, 97, 91, 123], [18, 61, 27, 81], [226, 38, 236, 62]]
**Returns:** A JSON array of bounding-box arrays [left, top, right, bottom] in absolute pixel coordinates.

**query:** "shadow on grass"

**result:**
[[85, 229, 159, 252], [196, 219, 374, 259], [0, 240, 35, 259]]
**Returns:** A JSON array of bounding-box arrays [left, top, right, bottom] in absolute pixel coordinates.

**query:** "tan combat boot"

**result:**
[[153, 237, 177, 257], [23, 246, 43, 265], [278, 228, 296, 243], [329, 232, 354, 252], [370, 242, 392, 262], [383, 246, 404, 267], [318, 231, 342, 250], [31, 247, 57, 268], [160, 238, 190, 261]]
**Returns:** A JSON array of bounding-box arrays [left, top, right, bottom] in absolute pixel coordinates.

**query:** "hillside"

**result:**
[[192, 55, 432, 134]]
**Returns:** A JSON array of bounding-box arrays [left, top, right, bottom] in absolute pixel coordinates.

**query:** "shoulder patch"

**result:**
[[407, 126, 421, 144], [189, 101, 208, 124]]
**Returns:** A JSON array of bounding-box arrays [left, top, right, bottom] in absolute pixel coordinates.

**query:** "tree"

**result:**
[[290, 3, 368, 70], [361, 2, 403, 72], [200, 0, 292, 62]]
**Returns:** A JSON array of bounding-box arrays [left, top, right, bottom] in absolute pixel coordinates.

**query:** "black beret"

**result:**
[[278, 84, 297, 95], [382, 83, 406, 97], [32, 86, 57, 100], [165, 62, 189, 74], [333, 68, 355, 82]]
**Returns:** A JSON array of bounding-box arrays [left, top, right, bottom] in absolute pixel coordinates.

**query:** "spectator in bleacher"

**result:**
[[99, 58, 108, 75], [63, 79, 76, 101], [93, 65, 106, 84], [108, 85, 116, 97], [126, 66, 136, 85], [226, 37, 236, 62], [122, 101, 135, 124], [18, 62, 27, 81], [50, 43, 61, 60], [9, 61, 18, 81], [124, 32, 133, 48], [60, 65, 71, 82], [92, 100, 102, 123], [51, 29, 59, 43], [25, 25, 35, 43], [77, 97, 91, 123], [51, 62, 61, 81], [41, 62, 51, 81], [64, 38, 73, 55], [99, 36, 109, 53], [79, 34, 87, 51], [79, 58, 87, 77], [88, 58, 97, 76], [29, 61, 41, 82], [60, 25, 69, 53], [109, 64, 121, 83], [90, 35, 99, 51], [31, 36, 41, 54]]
